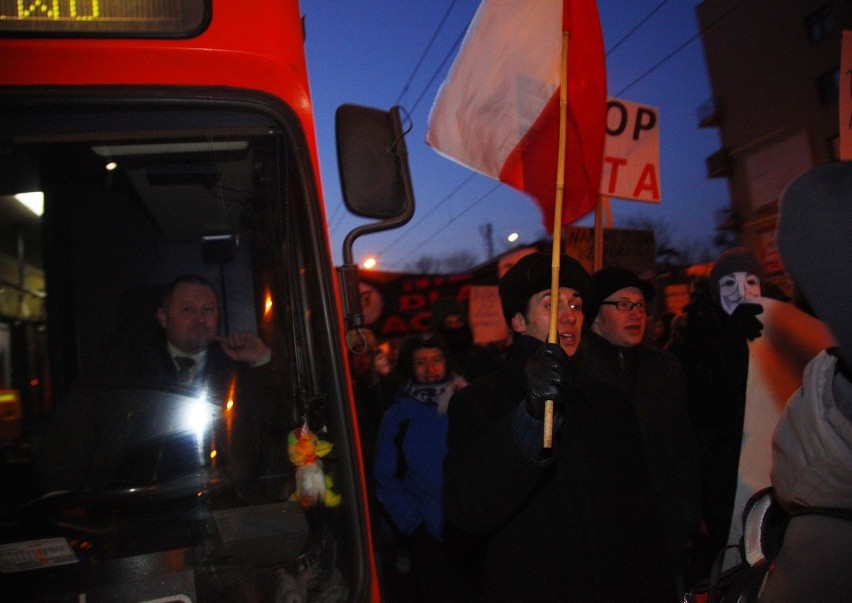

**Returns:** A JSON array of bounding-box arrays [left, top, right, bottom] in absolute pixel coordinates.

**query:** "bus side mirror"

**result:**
[[335, 104, 414, 221], [335, 105, 415, 329]]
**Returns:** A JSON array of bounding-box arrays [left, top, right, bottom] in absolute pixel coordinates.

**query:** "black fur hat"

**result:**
[[498, 252, 590, 325]]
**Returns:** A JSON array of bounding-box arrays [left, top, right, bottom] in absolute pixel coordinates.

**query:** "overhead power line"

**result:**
[[616, 0, 752, 97], [606, 0, 671, 57], [376, 172, 477, 261], [383, 182, 502, 269], [406, 26, 467, 115], [331, 0, 468, 247], [395, 0, 461, 107]]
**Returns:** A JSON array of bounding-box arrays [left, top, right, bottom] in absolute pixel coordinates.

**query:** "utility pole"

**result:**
[[479, 222, 494, 260]]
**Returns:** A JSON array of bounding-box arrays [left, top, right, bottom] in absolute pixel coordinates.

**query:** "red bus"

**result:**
[[0, 2, 412, 600]]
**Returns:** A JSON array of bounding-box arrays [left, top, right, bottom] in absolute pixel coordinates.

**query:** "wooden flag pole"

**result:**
[[593, 196, 604, 272], [593, 195, 612, 271], [543, 30, 570, 449]]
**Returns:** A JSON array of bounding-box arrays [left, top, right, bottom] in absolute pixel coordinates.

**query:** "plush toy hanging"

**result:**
[[287, 421, 341, 508]]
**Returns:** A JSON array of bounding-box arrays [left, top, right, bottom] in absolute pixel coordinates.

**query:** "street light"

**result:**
[[363, 257, 377, 269], [507, 232, 519, 243]]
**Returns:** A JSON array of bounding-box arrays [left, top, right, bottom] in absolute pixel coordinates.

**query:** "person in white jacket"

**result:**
[[758, 162, 852, 602]]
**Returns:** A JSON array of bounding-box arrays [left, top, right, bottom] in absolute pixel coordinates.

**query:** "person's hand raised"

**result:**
[[215, 332, 271, 366], [729, 303, 764, 341], [523, 343, 572, 420]]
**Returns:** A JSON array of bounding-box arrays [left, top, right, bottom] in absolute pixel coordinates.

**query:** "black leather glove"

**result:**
[[523, 343, 572, 420], [729, 302, 764, 340]]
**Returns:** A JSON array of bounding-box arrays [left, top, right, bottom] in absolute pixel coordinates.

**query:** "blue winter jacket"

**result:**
[[373, 379, 456, 540]]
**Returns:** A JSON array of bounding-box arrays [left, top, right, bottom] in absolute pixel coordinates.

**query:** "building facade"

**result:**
[[697, 0, 851, 288]]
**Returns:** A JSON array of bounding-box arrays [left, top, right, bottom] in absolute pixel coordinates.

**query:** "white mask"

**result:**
[[718, 272, 761, 315]]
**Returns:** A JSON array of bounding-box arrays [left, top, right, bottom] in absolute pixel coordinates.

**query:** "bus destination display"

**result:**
[[0, 0, 208, 36]]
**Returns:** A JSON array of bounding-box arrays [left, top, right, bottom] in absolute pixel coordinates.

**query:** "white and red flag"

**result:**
[[426, 0, 607, 232]]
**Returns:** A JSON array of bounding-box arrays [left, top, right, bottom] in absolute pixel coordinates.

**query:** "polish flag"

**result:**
[[426, 0, 607, 232]]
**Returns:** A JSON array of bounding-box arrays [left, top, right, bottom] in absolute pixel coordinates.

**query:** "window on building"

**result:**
[[816, 68, 840, 104], [805, 5, 835, 44]]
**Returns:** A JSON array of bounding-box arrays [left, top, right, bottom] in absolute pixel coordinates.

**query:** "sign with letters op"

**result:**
[[601, 98, 661, 202]]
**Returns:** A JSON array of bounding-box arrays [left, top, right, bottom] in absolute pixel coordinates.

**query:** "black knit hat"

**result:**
[[777, 162, 851, 368], [587, 266, 655, 324], [498, 252, 590, 325], [708, 247, 765, 304]]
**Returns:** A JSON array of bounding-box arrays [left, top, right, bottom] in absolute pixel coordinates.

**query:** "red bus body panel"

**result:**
[[0, 2, 318, 184]]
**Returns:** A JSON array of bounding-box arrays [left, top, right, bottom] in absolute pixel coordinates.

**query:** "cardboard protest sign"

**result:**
[[601, 98, 661, 202]]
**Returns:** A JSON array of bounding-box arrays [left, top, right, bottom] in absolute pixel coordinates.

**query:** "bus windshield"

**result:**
[[0, 91, 369, 601]]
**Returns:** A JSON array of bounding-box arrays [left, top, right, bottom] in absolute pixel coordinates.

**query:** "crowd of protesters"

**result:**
[[346, 180, 850, 601]]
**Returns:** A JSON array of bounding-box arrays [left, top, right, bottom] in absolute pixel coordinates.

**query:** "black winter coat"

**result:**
[[668, 297, 749, 555], [443, 334, 699, 602], [582, 330, 702, 575]]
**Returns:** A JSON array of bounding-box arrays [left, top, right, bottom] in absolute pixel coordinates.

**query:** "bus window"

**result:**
[[0, 95, 366, 601]]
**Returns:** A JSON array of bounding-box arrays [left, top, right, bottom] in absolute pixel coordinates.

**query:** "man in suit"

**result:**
[[151, 274, 271, 393], [40, 275, 276, 499]]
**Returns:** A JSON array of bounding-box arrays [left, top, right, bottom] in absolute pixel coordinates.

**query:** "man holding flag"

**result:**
[[428, 0, 607, 448]]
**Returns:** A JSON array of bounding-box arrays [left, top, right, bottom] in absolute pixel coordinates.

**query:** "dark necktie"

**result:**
[[175, 356, 196, 385]]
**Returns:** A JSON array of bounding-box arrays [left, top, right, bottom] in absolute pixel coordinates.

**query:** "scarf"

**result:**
[[401, 372, 468, 415]]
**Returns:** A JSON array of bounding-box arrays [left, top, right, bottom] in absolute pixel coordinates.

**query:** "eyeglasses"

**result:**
[[600, 300, 646, 312]]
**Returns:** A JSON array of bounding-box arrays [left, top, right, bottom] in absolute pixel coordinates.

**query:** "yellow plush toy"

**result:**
[[287, 422, 341, 508]]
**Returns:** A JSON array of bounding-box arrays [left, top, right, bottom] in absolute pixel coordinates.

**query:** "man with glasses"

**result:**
[[584, 266, 702, 595], [587, 267, 653, 349]]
